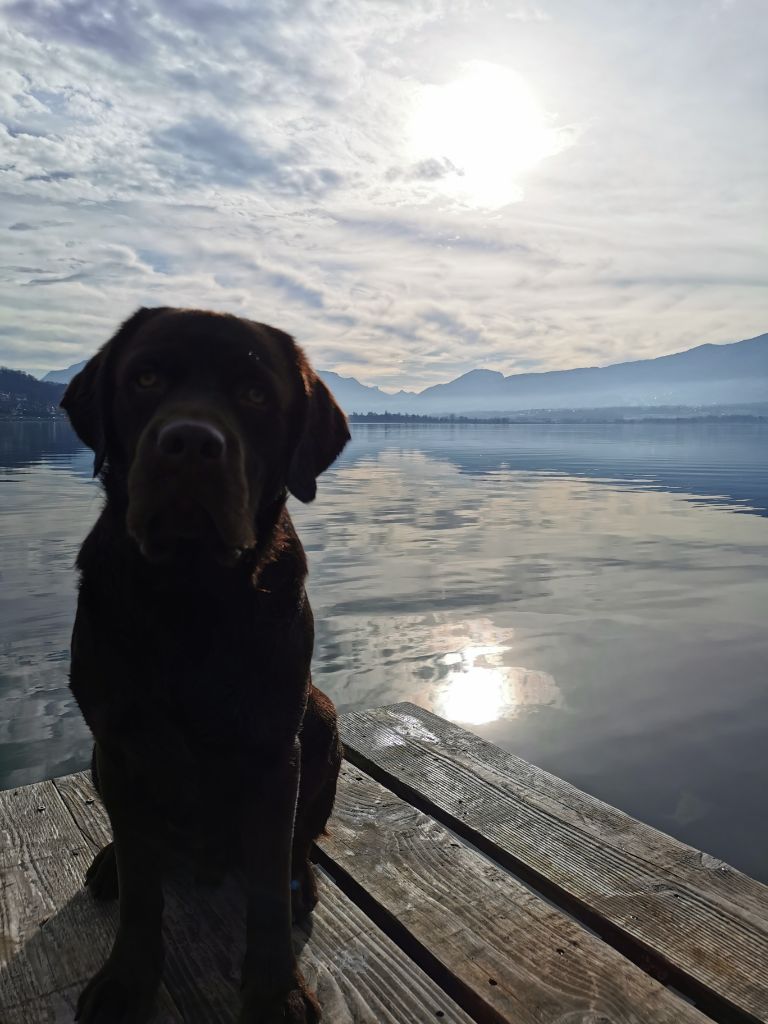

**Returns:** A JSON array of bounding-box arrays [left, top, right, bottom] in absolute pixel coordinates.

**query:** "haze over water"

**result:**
[[1, 419, 767, 881]]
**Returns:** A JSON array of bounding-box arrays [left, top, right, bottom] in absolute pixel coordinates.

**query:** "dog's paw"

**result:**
[[241, 975, 321, 1024], [85, 842, 119, 901], [291, 861, 319, 923], [75, 951, 162, 1024]]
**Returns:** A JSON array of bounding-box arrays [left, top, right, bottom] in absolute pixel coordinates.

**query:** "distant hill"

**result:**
[[329, 333, 768, 417], [0, 368, 65, 417], [41, 332, 768, 417], [42, 359, 86, 384], [318, 370, 415, 411], [412, 333, 768, 414], [318, 333, 768, 415]]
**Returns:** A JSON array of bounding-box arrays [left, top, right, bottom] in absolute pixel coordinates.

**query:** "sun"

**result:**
[[407, 60, 571, 208]]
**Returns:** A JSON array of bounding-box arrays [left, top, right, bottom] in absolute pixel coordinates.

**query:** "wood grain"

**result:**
[[5, 699, 766, 1024], [2, 771, 474, 1024], [0, 777, 182, 1023], [318, 762, 712, 1024], [340, 702, 768, 1023]]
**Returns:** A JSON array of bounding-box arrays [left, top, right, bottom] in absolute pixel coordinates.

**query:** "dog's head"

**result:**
[[61, 307, 350, 565]]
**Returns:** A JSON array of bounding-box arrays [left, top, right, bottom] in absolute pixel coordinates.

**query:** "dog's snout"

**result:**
[[157, 420, 226, 462]]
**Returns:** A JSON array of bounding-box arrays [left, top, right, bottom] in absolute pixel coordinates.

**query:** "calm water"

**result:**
[[1, 419, 767, 881]]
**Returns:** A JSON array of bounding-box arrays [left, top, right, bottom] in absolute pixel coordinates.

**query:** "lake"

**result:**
[[1, 419, 767, 882]]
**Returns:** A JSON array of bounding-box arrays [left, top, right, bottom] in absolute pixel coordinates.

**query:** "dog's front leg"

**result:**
[[240, 739, 320, 1024], [76, 746, 165, 1024]]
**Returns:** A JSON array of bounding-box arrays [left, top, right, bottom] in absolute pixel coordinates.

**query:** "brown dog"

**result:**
[[61, 307, 350, 1023]]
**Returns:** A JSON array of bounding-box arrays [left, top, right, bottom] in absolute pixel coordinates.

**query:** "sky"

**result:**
[[1, 0, 766, 391]]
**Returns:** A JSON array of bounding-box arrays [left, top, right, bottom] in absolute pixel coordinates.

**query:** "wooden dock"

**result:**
[[1, 702, 767, 1023]]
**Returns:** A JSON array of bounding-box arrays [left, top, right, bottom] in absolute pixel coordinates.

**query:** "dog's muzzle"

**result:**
[[126, 415, 257, 565]]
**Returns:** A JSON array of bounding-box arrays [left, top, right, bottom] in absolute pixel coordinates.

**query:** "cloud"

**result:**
[[389, 157, 462, 182], [24, 170, 75, 182], [0, 0, 765, 383], [153, 116, 343, 195], [5, 0, 154, 62], [153, 117, 289, 189]]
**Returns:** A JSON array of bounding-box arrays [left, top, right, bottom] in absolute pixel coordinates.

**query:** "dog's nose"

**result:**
[[157, 420, 226, 461]]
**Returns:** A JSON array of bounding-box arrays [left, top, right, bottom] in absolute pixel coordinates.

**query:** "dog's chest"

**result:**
[[154, 649, 265, 751], [141, 603, 291, 752]]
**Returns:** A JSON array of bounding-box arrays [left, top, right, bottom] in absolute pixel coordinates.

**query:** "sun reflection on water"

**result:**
[[433, 636, 561, 726]]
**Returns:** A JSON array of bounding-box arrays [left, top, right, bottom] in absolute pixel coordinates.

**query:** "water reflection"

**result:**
[[1, 420, 767, 883], [417, 620, 563, 726], [438, 645, 510, 724], [436, 649, 562, 726], [0, 418, 94, 478], [344, 421, 768, 517]]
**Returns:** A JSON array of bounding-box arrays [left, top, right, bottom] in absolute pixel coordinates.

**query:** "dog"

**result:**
[[61, 306, 350, 1023]]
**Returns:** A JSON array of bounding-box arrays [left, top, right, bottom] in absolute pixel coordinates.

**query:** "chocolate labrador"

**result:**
[[61, 307, 350, 1023]]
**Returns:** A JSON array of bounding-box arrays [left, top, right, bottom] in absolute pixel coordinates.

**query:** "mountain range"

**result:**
[[39, 331, 768, 417]]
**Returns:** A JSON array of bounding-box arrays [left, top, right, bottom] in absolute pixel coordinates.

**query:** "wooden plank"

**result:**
[[318, 762, 712, 1024], [0, 777, 182, 1023], [340, 702, 768, 1024], [51, 771, 476, 1023]]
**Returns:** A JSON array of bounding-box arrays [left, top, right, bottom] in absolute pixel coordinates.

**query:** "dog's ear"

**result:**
[[60, 349, 107, 475], [61, 307, 169, 477], [287, 365, 350, 503]]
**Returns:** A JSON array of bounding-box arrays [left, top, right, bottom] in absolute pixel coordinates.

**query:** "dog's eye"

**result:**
[[242, 385, 266, 407], [136, 369, 161, 390]]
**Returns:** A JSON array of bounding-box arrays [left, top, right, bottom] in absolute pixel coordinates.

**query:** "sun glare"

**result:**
[[438, 663, 507, 725], [433, 640, 562, 726], [408, 60, 570, 208]]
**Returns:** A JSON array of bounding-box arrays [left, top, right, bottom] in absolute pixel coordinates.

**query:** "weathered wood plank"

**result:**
[[0, 777, 182, 1023], [47, 771, 476, 1023], [54, 772, 239, 1023], [340, 702, 768, 1024], [318, 762, 711, 1024]]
